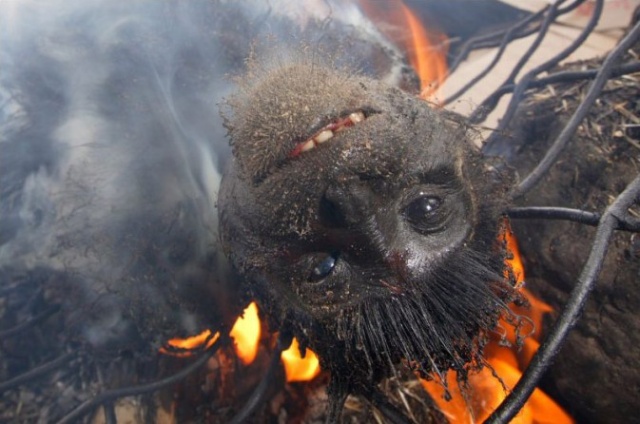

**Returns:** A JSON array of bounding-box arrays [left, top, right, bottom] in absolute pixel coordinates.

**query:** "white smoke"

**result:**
[[0, 0, 407, 352]]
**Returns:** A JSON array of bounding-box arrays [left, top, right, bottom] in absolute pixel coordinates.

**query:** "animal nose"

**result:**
[[320, 180, 373, 229]]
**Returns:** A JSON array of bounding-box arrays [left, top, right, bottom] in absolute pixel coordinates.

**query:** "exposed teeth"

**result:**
[[349, 111, 365, 124], [289, 110, 367, 158], [315, 129, 334, 144], [300, 139, 316, 152]]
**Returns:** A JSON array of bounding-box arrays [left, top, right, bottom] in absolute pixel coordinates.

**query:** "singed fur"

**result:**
[[219, 54, 519, 400]]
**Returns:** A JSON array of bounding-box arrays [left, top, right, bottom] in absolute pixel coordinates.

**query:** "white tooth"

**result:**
[[349, 111, 365, 123], [315, 129, 334, 144], [301, 139, 316, 152]]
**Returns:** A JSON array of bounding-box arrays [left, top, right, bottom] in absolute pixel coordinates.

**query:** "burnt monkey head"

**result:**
[[219, 60, 518, 388]]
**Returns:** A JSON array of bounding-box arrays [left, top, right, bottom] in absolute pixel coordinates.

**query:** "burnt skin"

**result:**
[[219, 60, 519, 403]]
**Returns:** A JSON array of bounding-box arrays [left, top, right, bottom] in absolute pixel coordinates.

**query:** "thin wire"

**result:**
[[481, 61, 640, 107], [470, 0, 602, 125], [485, 174, 640, 423], [513, 20, 640, 198], [507, 206, 640, 232], [443, 1, 564, 106]]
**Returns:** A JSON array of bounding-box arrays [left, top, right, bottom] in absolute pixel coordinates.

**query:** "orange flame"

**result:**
[[358, 0, 448, 100], [159, 302, 261, 363], [281, 337, 321, 383], [230, 301, 261, 365], [420, 224, 572, 423], [159, 330, 220, 358]]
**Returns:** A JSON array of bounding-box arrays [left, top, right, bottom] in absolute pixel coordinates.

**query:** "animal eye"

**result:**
[[403, 194, 447, 234], [309, 253, 338, 282]]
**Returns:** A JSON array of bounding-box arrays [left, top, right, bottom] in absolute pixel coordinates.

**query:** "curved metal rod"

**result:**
[[228, 333, 288, 424], [485, 174, 640, 423], [507, 206, 640, 232], [55, 338, 223, 424], [512, 20, 640, 199]]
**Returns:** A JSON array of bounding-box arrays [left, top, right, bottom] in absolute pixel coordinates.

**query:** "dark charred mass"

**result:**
[[219, 58, 521, 400]]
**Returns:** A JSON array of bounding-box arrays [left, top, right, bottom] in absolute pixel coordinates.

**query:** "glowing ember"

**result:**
[[281, 337, 321, 383], [230, 301, 261, 365], [421, 226, 572, 423], [358, 0, 448, 100], [159, 330, 220, 358]]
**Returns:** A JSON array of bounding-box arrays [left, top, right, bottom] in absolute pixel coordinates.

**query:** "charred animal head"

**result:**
[[219, 60, 518, 392]]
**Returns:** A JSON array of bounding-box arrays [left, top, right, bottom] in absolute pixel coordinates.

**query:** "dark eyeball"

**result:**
[[403, 194, 447, 234], [309, 253, 338, 282]]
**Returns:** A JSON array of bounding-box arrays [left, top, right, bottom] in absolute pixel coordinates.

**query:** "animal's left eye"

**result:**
[[403, 193, 448, 234], [309, 253, 338, 282]]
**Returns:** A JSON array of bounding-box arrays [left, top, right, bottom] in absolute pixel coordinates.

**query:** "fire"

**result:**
[[159, 301, 261, 362], [358, 0, 448, 100], [281, 337, 321, 383], [160, 300, 321, 383], [420, 225, 572, 423], [229, 301, 261, 364], [159, 330, 220, 358]]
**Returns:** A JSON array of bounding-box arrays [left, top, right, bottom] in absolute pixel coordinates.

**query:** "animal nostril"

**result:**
[[321, 183, 372, 228], [319, 194, 348, 228]]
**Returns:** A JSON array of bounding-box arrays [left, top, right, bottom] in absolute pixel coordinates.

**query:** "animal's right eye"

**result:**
[[309, 253, 339, 282], [403, 193, 448, 235]]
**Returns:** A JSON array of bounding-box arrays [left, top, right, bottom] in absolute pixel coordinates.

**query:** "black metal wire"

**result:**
[[508, 206, 640, 232], [55, 338, 222, 424], [513, 20, 640, 199], [228, 332, 288, 424], [446, 7, 548, 78], [444, 0, 565, 106], [479, 61, 640, 107], [486, 174, 640, 424], [470, 0, 603, 126], [447, 0, 587, 77]]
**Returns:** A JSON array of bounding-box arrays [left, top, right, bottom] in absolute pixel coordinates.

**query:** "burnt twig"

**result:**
[[486, 174, 640, 424], [512, 20, 640, 199]]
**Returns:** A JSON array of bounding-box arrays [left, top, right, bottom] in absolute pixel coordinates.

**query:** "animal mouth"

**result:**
[[288, 111, 367, 158]]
